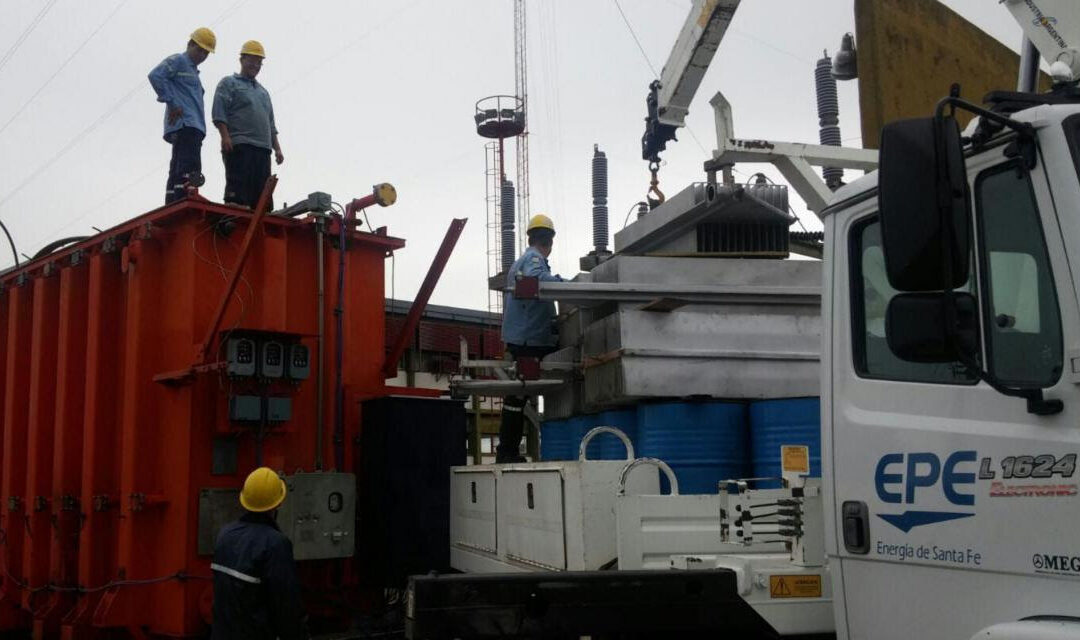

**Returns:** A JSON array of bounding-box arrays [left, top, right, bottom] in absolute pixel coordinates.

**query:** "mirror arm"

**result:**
[[934, 95, 1035, 139], [958, 352, 1063, 415]]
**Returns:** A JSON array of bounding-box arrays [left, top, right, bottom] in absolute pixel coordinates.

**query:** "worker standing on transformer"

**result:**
[[497, 214, 564, 463], [211, 467, 308, 639], [148, 27, 215, 204], [212, 40, 284, 209]]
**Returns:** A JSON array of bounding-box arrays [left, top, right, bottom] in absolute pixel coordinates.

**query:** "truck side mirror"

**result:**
[[886, 292, 978, 363], [877, 116, 970, 292]]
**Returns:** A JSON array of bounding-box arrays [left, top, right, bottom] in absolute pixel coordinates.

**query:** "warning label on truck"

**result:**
[[769, 574, 822, 598], [781, 446, 810, 474]]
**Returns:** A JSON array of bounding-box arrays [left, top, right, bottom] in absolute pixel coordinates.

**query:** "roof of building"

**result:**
[[384, 298, 500, 326]]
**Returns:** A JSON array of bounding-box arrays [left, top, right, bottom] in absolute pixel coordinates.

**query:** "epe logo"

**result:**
[[874, 451, 976, 532]]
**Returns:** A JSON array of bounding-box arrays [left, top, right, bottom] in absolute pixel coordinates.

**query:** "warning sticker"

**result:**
[[769, 574, 822, 598], [781, 445, 810, 474]]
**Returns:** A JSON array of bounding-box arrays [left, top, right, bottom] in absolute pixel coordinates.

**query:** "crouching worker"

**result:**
[[497, 214, 564, 463]]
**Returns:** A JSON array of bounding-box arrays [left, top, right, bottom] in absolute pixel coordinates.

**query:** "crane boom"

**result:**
[[641, 0, 741, 164]]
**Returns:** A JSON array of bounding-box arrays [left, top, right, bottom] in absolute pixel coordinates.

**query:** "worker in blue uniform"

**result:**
[[211, 467, 308, 639], [497, 214, 564, 463], [148, 28, 215, 204], [212, 40, 284, 209]]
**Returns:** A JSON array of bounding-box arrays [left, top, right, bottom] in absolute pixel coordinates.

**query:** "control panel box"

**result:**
[[288, 343, 311, 380], [260, 340, 285, 378], [278, 472, 357, 560], [226, 337, 256, 376]]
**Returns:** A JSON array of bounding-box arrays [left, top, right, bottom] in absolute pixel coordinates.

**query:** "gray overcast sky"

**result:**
[[0, 0, 1022, 311]]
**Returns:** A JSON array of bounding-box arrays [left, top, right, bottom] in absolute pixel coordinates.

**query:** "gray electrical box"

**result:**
[[260, 341, 285, 378], [267, 397, 292, 422], [277, 472, 357, 560], [288, 343, 310, 380], [228, 395, 262, 422], [226, 337, 257, 377], [197, 488, 244, 555]]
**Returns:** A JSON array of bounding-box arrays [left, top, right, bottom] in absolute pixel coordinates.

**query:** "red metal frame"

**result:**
[[382, 218, 467, 378], [195, 176, 278, 365]]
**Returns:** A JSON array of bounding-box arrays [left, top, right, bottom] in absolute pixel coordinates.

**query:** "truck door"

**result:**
[[829, 143, 1080, 639]]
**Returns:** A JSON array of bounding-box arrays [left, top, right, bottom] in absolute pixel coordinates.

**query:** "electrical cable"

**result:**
[[34, 161, 166, 247], [31, 235, 90, 259], [622, 201, 643, 229], [0, 219, 19, 267], [612, 0, 659, 80], [746, 172, 811, 233], [0, 82, 142, 212], [0, 0, 250, 234], [0, 0, 59, 75], [211, 0, 251, 25], [0, 0, 131, 137], [278, 0, 423, 94], [0, 526, 209, 595]]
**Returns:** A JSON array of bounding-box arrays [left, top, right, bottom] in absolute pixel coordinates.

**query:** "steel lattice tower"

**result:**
[[514, 0, 530, 254]]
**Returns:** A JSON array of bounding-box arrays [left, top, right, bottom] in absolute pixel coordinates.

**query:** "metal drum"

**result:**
[[592, 409, 638, 460], [636, 402, 748, 494], [749, 397, 821, 488], [540, 417, 577, 461]]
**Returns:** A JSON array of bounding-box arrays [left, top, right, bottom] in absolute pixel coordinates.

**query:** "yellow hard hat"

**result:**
[[239, 467, 287, 512], [240, 40, 266, 58], [190, 27, 216, 54], [526, 214, 555, 233]]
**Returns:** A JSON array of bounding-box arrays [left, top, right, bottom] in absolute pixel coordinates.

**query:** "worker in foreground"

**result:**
[[148, 27, 216, 204], [212, 40, 284, 209], [211, 467, 308, 639], [497, 214, 564, 463]]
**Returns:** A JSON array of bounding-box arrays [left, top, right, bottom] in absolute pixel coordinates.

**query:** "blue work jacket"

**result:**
[[212, 74, 278, 150], [211, 512, 307, 639], [148, 52, 206, 140], [502, 246, 563, 347]]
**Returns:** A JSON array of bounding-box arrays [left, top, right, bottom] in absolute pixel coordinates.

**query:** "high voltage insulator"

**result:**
[[501, 179, 516, 272], [591, 144, 608, 253], [815, 52, 844, 190]]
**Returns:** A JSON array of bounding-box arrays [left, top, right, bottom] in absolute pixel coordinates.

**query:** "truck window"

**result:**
[[974, 163, 1063, 388], [850, 218, 977, 384]]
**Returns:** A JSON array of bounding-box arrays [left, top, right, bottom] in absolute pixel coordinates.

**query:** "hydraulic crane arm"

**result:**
[[641, 0, 741, 164], [1002, 0, 1080, 81]]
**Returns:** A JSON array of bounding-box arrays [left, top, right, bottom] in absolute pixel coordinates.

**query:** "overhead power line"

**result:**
[[0, 0, 60, 74], [0, 0, 130, 137], [0, 83, 141, 211], [613, 0, 660, 80]]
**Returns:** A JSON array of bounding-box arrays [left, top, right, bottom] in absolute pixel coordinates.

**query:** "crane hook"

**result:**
[[647, 161, 665, 209]]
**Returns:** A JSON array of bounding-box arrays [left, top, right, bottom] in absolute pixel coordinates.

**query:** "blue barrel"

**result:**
[[749, 397, 821, 488], [574, 414, 611, 460], [540, 418, 576, 461], [590, 409, 637, 460], [637, 402, 748, 494]]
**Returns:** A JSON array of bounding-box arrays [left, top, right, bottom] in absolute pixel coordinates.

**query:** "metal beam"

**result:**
[[450, 379, 565, 397], [537, 281, 820, 307], [382, 218, 467, 378]]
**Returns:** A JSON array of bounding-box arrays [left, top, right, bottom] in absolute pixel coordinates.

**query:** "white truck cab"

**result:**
[[824, 97, 1080, 639]]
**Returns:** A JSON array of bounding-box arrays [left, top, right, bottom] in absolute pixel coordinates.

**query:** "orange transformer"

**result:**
[[0, 194, 407, 637]]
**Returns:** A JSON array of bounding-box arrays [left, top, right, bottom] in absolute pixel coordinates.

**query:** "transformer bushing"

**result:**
[[592, 144, 609, 252], [501, 179, 516, 272], [815, 53, 844, 190]]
